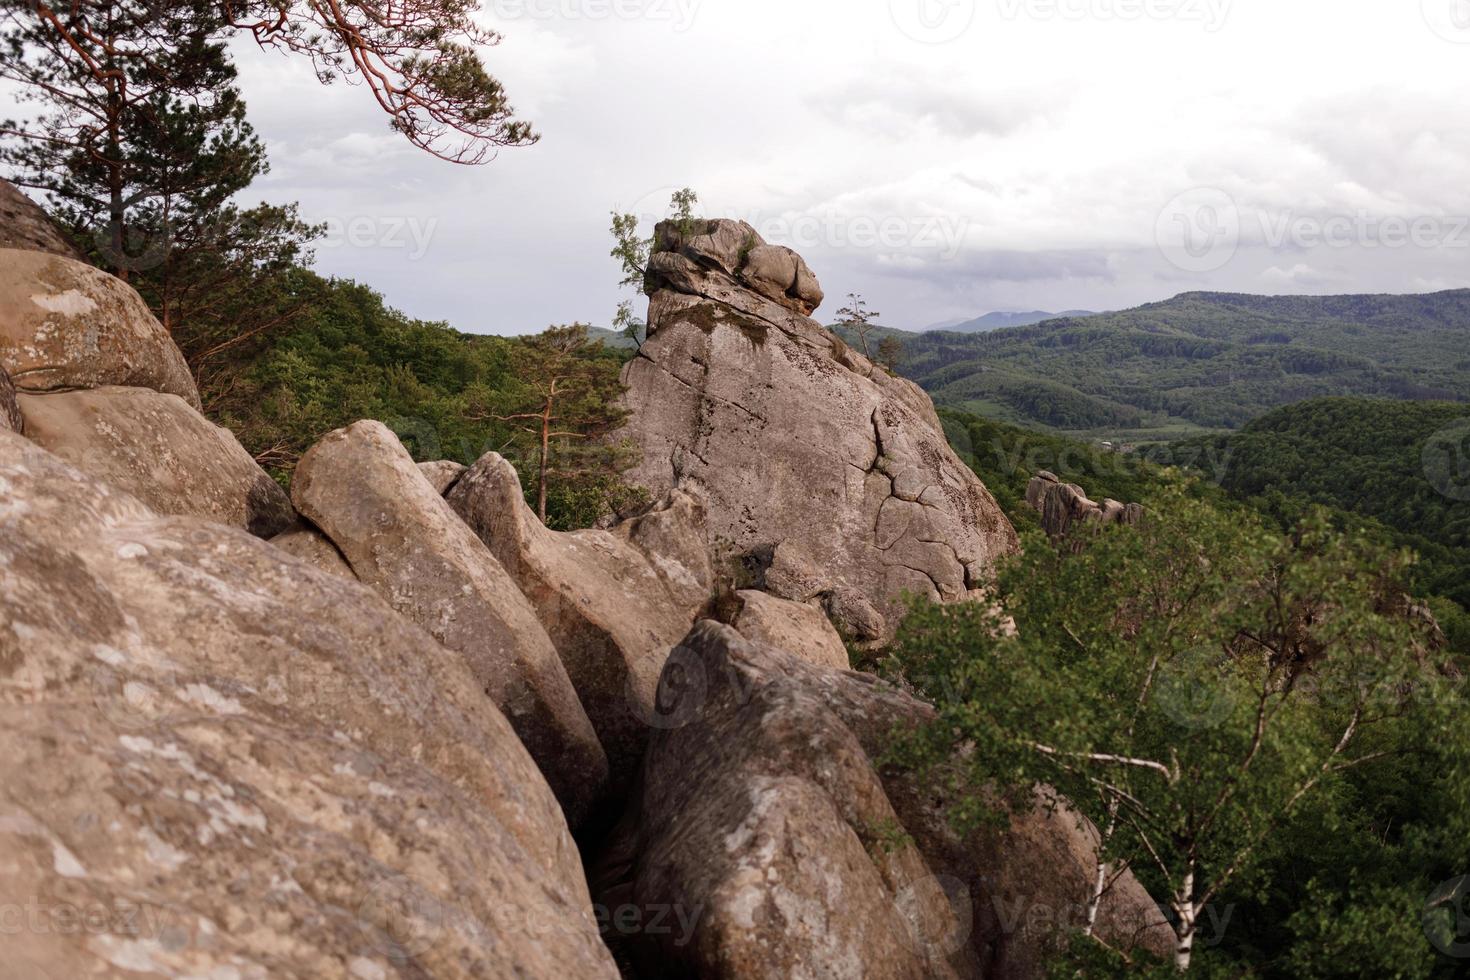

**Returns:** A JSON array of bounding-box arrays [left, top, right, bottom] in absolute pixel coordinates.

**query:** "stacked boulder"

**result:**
[[1025, 470, 1143, 540], [444, 452, 713, 792], [0, 189, 294, 537], [0, 427, 620, 979], [618, 218, 1018, 641]]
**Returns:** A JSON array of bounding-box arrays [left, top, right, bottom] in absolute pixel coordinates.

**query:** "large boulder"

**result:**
[[594, 622, 1172, 979], [292, 421, 609, 828], [0, 429, 619, 980], [620, 219, 1017, 640], [447, 451, 713, 788], [17, 385, 296, 538], [0, 178, 81, 258], [724, 589, 850, 670], [0, 248, 200, 407]]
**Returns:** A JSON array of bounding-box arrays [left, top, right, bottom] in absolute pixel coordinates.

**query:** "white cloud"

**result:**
[[197, 0, 1470, 332]]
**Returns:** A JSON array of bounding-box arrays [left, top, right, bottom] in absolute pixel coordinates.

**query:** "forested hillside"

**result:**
[[868, 291, 1470, 439], [1158, 398, 1470, 615]]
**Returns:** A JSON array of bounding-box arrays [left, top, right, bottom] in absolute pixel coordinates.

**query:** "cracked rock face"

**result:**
[[18, 385, 296, 538], [0, 429, 617, 980], [0, 248, 201, 408], [620, 219, 1017, 639]]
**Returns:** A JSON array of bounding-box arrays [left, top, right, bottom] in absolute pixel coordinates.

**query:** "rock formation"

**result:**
[[270, 523, 359, 579], [420, 458, 468, 494], [0, 429, 618, 979], [0, 248, 200, 407], [1025, 471, 1143, 540], [291, 420, 610, 827], [594, 622, 1173, 979], [722, 589, 850, 670], [447, 451, 713, 787], [0, 178, 81, 258], [18, 385, 296, 537], [619, 218, 1017, 640]]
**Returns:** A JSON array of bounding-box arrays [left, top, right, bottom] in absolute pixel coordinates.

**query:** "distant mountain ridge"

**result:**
[[932, 309, 1099, 333], [852, 289, 1470, 440]]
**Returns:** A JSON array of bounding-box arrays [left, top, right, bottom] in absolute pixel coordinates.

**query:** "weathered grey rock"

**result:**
[[292, 421, 609, 827], [447, 451, 713, 787], [728, 589, 850, 669], [593, 622, 980, 979], [0, 178, 81, 258], [0, 248, 200, 407], [594, 622, 1171, 979], [419, 458, 467, 494], [621, 219, 1017, 640], [17, 385, 296, 537], [270, 523, 358, 579], [1026, 473, 1144, 541], [652, 218, 824, 316], [0, 361, 20, 432], [0, 429, 619, 980]]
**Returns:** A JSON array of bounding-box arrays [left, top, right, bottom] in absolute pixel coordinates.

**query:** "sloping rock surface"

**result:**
[[595, 621, 1172, 979], [447, 451, 713, 786], [270, 523, 358, 580], [0, 248, 200, 407], [419, 459, 467, 495], [726, 589, 850, 669], [291, 421, 609, 827], [0, 429, 618, 980], [620, 219, 1017, 639], [0, 178, 81, 258], [18, 385, 295, 538]]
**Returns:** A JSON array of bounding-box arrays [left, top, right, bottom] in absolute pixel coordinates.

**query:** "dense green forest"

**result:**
[[202, 269, 638, 530], [942, 400, 1470, 660], [854, 291, 1470, 440], [921, 406, 1470, 977], [1153, 398, 1470, 635]]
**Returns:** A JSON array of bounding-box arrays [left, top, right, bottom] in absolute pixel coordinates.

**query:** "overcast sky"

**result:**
[[228, 0, 1470, 334]]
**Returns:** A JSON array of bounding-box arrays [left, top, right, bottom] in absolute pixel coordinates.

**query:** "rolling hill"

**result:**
[[859, 290, 1470, 441], [938, 309, 1099, 333]]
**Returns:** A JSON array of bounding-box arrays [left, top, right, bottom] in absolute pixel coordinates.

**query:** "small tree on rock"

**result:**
[[837, 292, 881, 358]]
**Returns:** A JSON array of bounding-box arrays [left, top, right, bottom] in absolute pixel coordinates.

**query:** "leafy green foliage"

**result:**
[[1158, 398, 1470, 611], [212, 272, 638, 530], [884, 490, 1470, 975]]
